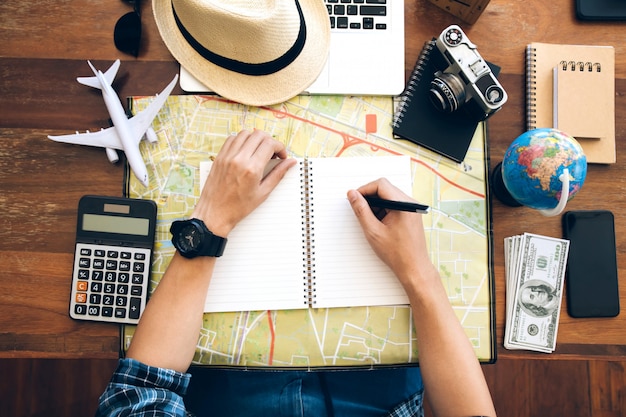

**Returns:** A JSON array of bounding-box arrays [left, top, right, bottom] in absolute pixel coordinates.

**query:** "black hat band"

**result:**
[[172, 0, 307, 76]]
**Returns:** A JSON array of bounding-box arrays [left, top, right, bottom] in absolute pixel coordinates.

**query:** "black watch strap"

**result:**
[[197, 222, 227, 257]]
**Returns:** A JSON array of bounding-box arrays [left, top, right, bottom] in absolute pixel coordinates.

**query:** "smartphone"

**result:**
[[576, 0, 626, 21], [562, 210, 620, 318]]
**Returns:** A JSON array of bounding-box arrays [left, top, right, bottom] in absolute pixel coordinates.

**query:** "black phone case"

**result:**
[[576, 0, 626, 21], [562, 210, 620, 318]]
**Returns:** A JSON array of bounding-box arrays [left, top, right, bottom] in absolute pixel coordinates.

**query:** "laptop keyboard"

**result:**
[[325, 0, 388, 30]]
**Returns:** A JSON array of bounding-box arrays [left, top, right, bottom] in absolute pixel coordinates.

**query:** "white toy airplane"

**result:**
[[48, 60, 178, 187]]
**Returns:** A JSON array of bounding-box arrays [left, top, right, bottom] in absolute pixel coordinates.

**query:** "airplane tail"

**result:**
[[76, 59, 121, 89]]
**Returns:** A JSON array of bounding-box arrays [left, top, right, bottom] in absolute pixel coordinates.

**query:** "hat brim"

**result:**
[[153, 0, 331, 106]]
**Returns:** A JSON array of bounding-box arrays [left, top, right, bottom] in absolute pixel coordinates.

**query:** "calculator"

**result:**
[[69, 195, 157, 324]]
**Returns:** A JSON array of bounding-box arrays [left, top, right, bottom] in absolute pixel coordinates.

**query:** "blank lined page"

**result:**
[[200, 160, 306, 312], [309, 156, 412, 309]]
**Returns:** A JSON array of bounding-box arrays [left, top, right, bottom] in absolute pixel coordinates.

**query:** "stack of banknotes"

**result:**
[[504, 233, 570, 353]]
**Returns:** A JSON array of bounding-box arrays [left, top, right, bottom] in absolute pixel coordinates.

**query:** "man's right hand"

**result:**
[[347, 178, 437, 293]]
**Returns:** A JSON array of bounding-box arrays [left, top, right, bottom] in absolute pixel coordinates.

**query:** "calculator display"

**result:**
[[83, 213, 150, 236]]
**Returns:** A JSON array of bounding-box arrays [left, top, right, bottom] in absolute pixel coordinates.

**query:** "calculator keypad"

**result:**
[[70, 243, 150, 324]]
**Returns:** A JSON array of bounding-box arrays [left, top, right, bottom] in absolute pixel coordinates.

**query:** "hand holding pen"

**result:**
[[347, 178, 433, 286]]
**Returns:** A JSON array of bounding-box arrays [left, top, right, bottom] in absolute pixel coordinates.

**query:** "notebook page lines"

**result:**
[[199, 160, 307, 312], [309, 156, 412, 309]]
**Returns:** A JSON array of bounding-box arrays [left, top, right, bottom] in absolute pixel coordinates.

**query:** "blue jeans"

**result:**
[[185, 366, 423, 416]]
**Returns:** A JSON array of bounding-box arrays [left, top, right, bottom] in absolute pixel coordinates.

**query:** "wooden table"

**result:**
[[1, 0, 624, 360]]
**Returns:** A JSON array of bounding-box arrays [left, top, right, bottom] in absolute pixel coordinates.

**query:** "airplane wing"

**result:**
[[47, 126, 124, 150], [48, 73, 177, 150], [127, 74, 179, 144]]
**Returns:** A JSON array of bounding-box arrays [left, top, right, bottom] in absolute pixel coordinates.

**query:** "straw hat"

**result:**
[[153, 0, 331, 106]]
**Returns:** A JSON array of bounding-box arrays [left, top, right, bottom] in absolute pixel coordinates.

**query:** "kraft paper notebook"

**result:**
[[199, 156, 412, 313], [526, 42, 615, 163]]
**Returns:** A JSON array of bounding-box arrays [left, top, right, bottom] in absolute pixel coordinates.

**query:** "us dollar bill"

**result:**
[[504, 233, 569, 353]]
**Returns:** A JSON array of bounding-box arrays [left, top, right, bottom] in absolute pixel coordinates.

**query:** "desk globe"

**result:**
[[491, 128, 587, 216]]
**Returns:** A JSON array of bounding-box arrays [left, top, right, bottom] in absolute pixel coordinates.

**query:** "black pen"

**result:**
[[364, 196, 430, 214]]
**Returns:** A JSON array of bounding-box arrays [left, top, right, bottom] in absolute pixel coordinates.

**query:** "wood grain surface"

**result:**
[[1, 0, 625, 359]]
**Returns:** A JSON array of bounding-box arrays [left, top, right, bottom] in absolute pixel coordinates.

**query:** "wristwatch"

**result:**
[[170, 218, 227, 258]]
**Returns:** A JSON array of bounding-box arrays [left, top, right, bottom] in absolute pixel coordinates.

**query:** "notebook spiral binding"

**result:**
[[392, 40, 436, 128], [559, 60, 602, 72], [526, 46, 604, 131], [525, 45, 537, 131], [301, 158, 316, 307]]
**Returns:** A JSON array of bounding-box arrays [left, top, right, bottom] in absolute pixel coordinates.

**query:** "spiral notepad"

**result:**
[[392, 40, 498, 163], [392, 40, 435, 130], [199, 156, 412, 313], [554, 60, 612, 140], [525, 42, 615, 163]]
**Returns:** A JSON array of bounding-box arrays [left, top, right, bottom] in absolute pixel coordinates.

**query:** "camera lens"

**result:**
[[429, 72, 466, 113]]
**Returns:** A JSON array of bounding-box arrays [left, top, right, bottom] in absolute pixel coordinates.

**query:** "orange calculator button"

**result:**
[[77, 281, 88, 292], [76, 293, 87, 304]]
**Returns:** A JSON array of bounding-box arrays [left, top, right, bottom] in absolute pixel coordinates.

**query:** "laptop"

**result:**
[[179, 0, 406, 97]]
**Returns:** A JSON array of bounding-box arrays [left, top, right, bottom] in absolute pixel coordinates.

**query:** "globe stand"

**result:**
[[490, 162, 523, 207]]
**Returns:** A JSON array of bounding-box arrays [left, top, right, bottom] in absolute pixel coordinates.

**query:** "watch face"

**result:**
[[175, 223, 201, 253], [171, 219, 226, 258]]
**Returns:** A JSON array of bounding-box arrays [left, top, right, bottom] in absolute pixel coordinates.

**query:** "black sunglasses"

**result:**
[[114, 0, 142, 57]]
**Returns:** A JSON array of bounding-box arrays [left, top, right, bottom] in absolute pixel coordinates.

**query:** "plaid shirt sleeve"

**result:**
[[95, 358, 192, 417], [386, 390, 424, 417]]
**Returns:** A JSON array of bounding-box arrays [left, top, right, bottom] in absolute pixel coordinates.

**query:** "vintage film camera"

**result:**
[[429, 25, 507, 120]]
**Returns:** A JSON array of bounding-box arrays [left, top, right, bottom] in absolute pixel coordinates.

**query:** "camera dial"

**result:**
[[443, 27, 463, 46], [485, 85, 505, 105]]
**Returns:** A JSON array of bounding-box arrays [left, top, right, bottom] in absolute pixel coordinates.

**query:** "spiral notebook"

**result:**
[[199, 156, 412, 313], [526, 42, 615, 164], [391, 40, 499, 163]]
